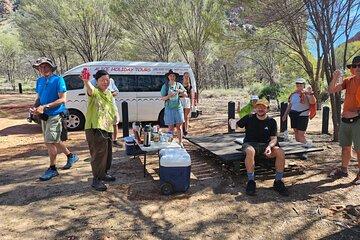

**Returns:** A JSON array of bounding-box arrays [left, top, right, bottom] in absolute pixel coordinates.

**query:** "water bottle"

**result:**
[[81, 67, 90, 80], [143, 125, 152, 147]]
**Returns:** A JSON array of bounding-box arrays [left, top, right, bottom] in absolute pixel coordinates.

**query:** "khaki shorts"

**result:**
[[41, 115, 62, 143], [339, 119, 360, 150]]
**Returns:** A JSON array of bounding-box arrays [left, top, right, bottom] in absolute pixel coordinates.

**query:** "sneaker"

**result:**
[[102, 174, 116, 182], [246, 180, 256, 196], [39, 168, 59, 181], [113, 140, 122, 148], [303, 141, 313, 148], [273, 180, 289, 196], [92, 179, 107, 191], [329, 167, 348, 178], [62, 154, 79, 169]]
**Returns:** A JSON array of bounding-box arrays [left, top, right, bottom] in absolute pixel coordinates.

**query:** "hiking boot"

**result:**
[[329, 167, 348, 179], [273, 180, 289, 196], [39, 168, 59, 181], [63, 154, 79, 169], [92, 179, 107, 191], [102, 174, 116, 182], [113, 140, 122, 148], [246, 180, 256, 196]]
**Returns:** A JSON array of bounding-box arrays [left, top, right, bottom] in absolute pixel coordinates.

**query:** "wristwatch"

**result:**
[[44, 104, 50, 111]]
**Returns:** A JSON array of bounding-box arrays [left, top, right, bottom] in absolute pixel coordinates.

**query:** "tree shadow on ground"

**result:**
[[234, 176, 355, 204], [0, 123, 42, 136], [0, 180, 92, 206], [318, 226, 360, 240], [284, 216, 360, 240], [0, 140, 90, 163]]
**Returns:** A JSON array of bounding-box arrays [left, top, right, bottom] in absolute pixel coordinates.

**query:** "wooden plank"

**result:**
[[186, 133, 324, 163]]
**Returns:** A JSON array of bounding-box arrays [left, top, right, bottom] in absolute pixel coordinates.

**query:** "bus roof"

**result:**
[[64, 61, 192, 75]]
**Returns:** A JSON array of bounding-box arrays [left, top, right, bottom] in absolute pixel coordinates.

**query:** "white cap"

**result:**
[[295, 78, 306, 84], [250, 95, 259, 100]]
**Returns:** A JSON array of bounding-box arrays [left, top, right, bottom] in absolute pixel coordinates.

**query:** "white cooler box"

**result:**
[[159, 149, 191, 195]]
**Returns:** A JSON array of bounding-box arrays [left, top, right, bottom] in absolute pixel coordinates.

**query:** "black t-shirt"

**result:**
[[237, 114, 277, 143]]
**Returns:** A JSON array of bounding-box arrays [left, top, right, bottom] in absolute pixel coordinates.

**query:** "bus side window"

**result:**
[[153, 76, 167, 91], [112, 75, 137, 92], [137, 75, 151, 92], [63, 75, 84, 90], [177, 75, 184, 85]]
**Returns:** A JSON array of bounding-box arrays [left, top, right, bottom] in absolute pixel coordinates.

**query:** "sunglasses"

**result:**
[[350, 64, 360, 68]]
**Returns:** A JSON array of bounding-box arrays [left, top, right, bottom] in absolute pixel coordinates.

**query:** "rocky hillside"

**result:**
[[348, 31, 360, 43]]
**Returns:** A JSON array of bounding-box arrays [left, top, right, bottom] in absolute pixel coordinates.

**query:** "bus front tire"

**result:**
[[66, 109, 85, 131]]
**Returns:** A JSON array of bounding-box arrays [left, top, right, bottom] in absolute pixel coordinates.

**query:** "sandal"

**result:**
[[329, 167, 348, 178]]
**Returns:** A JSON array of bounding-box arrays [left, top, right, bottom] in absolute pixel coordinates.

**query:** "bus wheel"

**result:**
[[67, 109, 85, 131]]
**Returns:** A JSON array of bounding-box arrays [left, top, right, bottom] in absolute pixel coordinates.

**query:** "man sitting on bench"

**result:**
[[230, 99, 289, 196]]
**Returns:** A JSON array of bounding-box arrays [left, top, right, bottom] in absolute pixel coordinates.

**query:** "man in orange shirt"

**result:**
[[328, 56, 360, 184]]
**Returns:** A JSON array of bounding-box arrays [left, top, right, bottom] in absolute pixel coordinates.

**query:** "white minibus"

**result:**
[[62, 61, 198, 130]]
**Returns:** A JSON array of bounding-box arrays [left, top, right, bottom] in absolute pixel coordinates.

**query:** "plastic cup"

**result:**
[[229, 119, 236, 130]]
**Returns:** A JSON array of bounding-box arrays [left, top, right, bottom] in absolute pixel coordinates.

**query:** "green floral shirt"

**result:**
[[85, 88, 116, 133]]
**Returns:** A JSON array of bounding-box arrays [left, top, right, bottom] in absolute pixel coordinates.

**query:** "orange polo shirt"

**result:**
[[341, 76, 360, 113]]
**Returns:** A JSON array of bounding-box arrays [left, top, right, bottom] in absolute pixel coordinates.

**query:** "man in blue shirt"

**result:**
[[31, 57, 79, 181]]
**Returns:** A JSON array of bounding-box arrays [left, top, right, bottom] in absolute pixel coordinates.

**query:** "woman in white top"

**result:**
[[180, 72, 195, 136], [282, 78, 316, 144]]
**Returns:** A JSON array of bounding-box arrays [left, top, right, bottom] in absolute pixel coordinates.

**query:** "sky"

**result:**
[[307, 5, 360, 56]]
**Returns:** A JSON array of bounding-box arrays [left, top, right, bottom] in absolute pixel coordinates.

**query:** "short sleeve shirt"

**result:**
[[342, 76, 360, 113], [289, 92, 310, 116], [35, 74, 67, 116], [237, 114, 277, 143], [85, 88, 116, 133], [160, 82, 186, 109]]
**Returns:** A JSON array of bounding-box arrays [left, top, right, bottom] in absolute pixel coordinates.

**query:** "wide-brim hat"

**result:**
[[32, 57, 57, 71], [255, 98, 270, 108], [165, 69, 179, 78], [295, 77, 306, 84], [346, 55, 360, 69]]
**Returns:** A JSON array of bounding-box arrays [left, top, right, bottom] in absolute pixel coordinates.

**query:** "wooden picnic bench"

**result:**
[[185, 133, 324, 174]]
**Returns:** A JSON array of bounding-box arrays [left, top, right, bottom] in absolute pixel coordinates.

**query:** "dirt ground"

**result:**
[[0, 93, 359, 240]]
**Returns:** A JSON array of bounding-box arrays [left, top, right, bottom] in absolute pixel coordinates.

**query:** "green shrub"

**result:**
[[247, 82, 264, 96], [259, 83, 282, 99]]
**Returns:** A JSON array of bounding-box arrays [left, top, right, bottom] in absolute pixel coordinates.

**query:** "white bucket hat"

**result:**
[[250, 95, 259, 100], [295, 78, 306, 84]]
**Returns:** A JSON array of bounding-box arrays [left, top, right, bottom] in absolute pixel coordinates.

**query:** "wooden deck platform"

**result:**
[[185, 133, 324, 164]]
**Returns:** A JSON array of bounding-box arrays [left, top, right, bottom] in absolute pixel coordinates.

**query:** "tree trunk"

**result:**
[[194, 54, 202, 91], [329, 93, 341, 141], [223, 64, 229, 89]]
